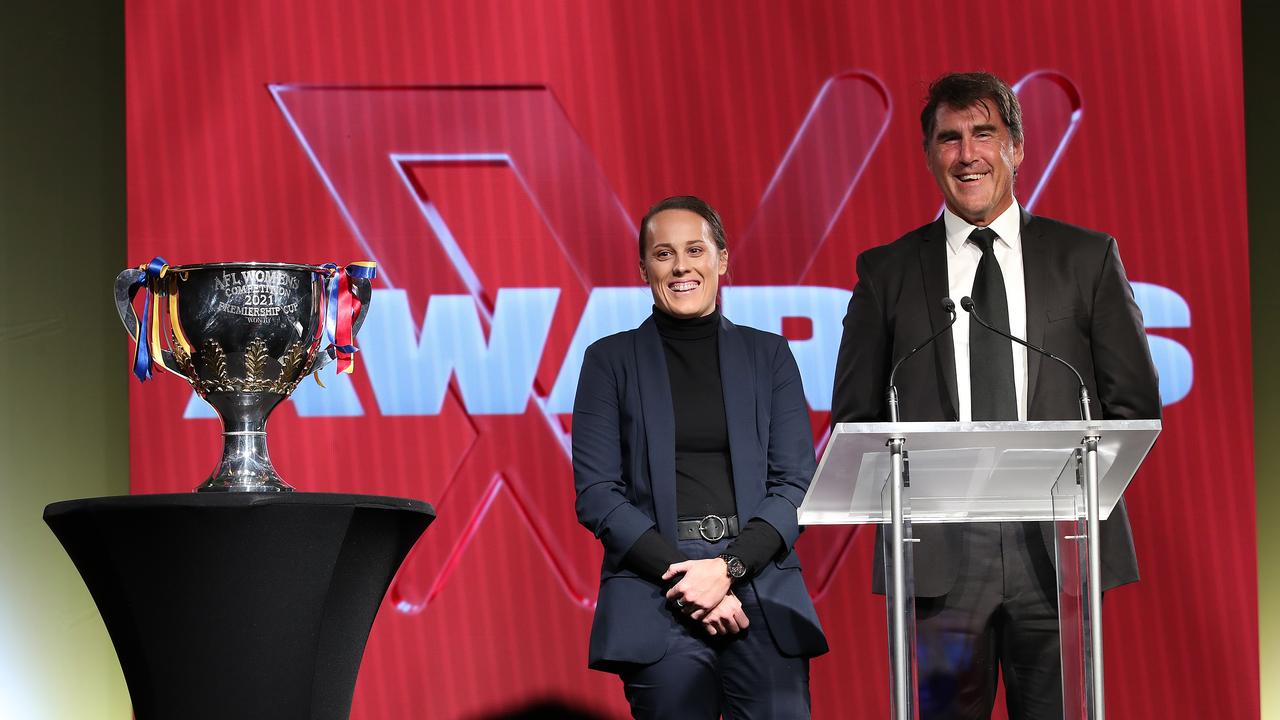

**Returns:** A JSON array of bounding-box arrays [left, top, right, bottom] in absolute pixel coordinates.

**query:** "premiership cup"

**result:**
[[114, 261, 374, 492]]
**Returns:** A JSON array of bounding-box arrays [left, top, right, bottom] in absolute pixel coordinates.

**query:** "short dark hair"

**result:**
[[637, 195, 727, 259], [920, 72, 1024, 150]]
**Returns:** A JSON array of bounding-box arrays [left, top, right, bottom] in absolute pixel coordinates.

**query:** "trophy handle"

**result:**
[[114, 268, 187, 378], [309, 274, 374, 375]]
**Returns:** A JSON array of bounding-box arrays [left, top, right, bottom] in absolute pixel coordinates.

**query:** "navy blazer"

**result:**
[[572, 313, 828, 670]]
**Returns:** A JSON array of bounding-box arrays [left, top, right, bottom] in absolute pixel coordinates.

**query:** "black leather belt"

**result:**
[[675, 514, 740, 542]]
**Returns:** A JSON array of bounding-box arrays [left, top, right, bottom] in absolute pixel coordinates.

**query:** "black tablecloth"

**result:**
[[45, 492, 434, 720]]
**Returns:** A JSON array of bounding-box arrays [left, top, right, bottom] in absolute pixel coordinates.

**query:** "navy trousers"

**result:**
[[619, 538, 811, 720], [914, 522, 1063, 720]]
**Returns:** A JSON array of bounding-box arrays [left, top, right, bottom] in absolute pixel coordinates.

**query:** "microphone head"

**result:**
[[960, 296, 975, 312], [941, 297, 956, 313]]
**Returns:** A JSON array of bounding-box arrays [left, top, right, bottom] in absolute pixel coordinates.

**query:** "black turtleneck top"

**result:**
[[622, 307, 784, 585]]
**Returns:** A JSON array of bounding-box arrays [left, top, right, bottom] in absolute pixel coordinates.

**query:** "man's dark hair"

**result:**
[[920, 72, 1024, 149], [637, 195, 727, 259]]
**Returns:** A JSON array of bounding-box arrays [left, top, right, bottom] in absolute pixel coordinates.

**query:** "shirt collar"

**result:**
[[943, 201, 1022, 254]]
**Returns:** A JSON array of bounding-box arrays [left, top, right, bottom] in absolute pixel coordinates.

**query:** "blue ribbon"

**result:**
[[132, 256, 168, 382], [345, 263, 377, 280], [320, 263, 341, 353]]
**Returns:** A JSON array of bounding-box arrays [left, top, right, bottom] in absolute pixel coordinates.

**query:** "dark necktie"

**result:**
[[968, 227, 1018, 421]]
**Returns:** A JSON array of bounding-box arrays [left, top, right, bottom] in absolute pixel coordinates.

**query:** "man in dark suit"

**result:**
[[831, 72, 1160, 719]]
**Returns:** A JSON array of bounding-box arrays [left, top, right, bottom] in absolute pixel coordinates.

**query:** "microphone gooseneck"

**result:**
[[886, 297, 958, 423], [959, 296, 1092, 421]]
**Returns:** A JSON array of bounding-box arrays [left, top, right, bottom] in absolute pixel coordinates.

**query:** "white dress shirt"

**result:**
[[943, 202, 1028, 421]]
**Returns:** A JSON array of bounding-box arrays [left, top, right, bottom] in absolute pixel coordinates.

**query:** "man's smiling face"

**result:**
[[926, 98, 1024, 226]]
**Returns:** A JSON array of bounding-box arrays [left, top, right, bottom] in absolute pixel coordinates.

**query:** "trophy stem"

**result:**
[[197, 392, 293, 493]]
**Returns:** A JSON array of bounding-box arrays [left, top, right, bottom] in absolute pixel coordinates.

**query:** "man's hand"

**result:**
[[701, 592, 749, 636], [663, 558, 731, 619]]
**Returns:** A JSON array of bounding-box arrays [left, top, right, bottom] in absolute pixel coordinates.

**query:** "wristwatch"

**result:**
[[718, 553, 747, 581]]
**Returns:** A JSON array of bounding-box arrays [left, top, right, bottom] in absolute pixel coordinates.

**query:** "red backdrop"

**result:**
[[126, 1, 1256, 717]]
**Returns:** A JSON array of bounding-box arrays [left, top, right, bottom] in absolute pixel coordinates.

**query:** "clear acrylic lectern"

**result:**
[[800, 420, 1160, 720]]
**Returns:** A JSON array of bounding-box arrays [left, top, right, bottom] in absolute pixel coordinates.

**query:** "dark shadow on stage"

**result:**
[[471, 699, 609, 720]]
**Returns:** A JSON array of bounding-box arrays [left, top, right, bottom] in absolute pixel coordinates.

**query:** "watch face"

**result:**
[[722, 555, 747, 578]]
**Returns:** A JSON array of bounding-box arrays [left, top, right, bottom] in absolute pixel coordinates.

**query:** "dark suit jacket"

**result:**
[[573, 314, 828, 670], [831, 208, 1161, 597]]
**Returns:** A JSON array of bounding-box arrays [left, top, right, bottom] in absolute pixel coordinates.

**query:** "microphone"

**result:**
[[886, 298, 957, 422], [959, 296, 1092, 421]]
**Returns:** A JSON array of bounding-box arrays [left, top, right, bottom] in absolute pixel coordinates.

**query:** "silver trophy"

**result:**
[[114, 261, 373, 492]]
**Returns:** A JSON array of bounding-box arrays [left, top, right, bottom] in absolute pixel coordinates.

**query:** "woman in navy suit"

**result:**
[[572, 196, 827, 719]]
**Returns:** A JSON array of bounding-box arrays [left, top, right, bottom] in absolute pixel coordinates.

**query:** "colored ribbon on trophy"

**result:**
[[321, 261, 377, 374], [130, 256, 169, 382], [320, 262, 340, 358], [166, 273, 194, 359]]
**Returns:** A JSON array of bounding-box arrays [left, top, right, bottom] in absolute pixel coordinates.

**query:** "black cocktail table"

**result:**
[[45, 492, 433, 720]]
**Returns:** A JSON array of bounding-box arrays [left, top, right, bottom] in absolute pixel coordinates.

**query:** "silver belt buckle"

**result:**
[[698, 514, 727, 542]]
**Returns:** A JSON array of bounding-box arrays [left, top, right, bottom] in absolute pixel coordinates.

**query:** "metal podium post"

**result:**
[[888, 433, 912, 720], [1083, 431, 1105, 718]]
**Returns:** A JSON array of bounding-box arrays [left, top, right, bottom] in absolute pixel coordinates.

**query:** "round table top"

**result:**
[[44, 491, 435, 518]]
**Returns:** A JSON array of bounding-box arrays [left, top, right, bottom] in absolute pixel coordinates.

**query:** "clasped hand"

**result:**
[[662, 558, 750, 636]]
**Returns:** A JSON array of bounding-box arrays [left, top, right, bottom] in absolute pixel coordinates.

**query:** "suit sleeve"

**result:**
[[622, 528, 687, 584], [724, 519, 784, 578], [1090, 238, 1162, 420], [745, 338, 820, 551], [832, 251, 891, 423], [572, 343, 659, 569]]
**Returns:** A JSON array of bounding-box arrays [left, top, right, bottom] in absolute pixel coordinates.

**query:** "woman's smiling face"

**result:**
[[639, 209, 727, 318]]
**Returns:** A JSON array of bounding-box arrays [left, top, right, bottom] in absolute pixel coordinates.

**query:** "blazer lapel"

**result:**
[[635, 317, 676, 539], [1021, 208, 1048, 411], [918, 219, 959, 420], [717, 315, 761, 519]]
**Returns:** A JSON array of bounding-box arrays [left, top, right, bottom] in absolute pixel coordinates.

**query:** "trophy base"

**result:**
[[195, 479, 295, 493]]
